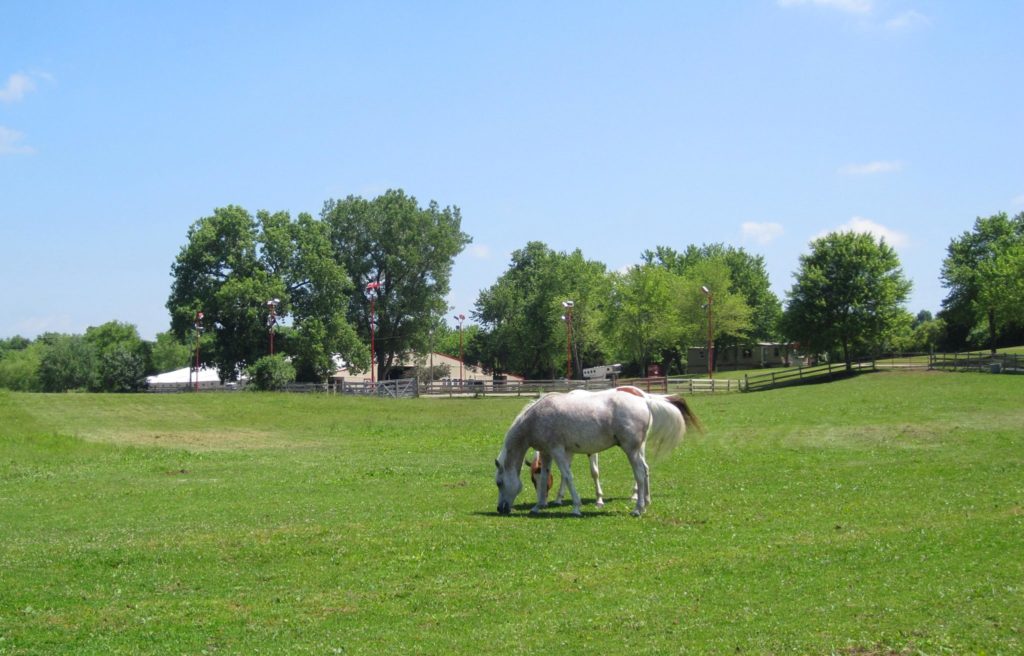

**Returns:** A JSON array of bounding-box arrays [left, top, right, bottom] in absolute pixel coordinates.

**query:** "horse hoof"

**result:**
[[550, 500, 562, 506], [572, 509, 583, 517], [630, 509, 643, 517], [595, 499, 605, 508]]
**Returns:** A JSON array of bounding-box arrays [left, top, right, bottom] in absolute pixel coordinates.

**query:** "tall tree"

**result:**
[[168, 206, 363, 381], [84, 321, 149, 392], [645, 243, 780, 341], [781, 232, 912, 370], [601, 264, 685, 375], [322, 190, 471, 381], [474, 242, 610, 378], [940, 212, 1024, 353]]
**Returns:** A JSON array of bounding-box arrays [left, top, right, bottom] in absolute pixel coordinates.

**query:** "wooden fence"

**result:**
[[743, 359, 877, 392], [929, 352, 1023, 374]]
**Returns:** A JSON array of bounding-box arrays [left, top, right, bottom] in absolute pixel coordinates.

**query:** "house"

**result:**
[[687, 342, 793, 372]]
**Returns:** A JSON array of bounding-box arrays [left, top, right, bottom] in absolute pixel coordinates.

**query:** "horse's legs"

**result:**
[[624, 448, 650, 516], [551, 447, 582, 516], [588, 454, 605, 508], [552, 453, 573, 506], [530, 451, 554, 513]]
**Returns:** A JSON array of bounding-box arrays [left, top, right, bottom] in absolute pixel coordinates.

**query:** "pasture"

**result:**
[[1, 371, 1022, 655]]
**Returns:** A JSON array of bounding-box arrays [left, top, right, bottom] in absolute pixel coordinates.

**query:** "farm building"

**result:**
[[331, 352, 523, 385], [687, 342, 793, 372]]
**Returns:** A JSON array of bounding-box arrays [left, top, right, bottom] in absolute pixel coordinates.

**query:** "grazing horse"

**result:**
[[495, 387, 701, 517], [527, 387, 649, 507]]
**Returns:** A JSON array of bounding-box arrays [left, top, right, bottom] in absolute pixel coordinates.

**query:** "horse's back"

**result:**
[[523, 390, 649, 454]]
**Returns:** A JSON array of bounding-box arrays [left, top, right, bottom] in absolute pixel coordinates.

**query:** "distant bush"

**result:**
[[247, 355, 296, 391], [0, 344, 43, 391]]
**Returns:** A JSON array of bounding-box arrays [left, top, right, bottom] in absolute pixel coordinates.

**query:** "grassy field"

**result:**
[[1, 371, 1022, 655]]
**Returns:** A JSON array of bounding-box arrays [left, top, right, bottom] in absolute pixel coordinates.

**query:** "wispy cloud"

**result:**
[[839, 160, 904, 176], [468, 244, 492, 259], [0, 73, 37, 103], [777, 0, 873, 14], [0, 126, 35, 155], [885, 10, 931, 31], [816, 216, 908, 247], [742, 222, 784, 246]]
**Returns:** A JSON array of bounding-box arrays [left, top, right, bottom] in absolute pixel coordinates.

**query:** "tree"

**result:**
[[322, 190, 471, 381], [473, 242, 610, 378], [940, 212, 1024, 353], [247, 354, 297, 391], [781, 232, 912, 370], [168, 206, 364, 382], [0, 341, 42, 391], [645, 243, 781, 341], [150, 331, 194, 373], [37, 334, 98, 392], [601, 264, 684, 375], [84, 321, 151, 392]]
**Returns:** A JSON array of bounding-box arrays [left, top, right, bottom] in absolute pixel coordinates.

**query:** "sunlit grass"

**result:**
[[1, 371, 1022, 654]]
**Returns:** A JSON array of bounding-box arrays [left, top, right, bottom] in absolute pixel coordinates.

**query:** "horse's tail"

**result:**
[[644, 394, 703, 460]]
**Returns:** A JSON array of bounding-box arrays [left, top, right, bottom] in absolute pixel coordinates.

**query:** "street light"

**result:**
[[366, 281, 381, 384], [193, 310, 204, 392], [701, 286, 713, 380], [561, 300, 574, 379], [454, 313, 466, 385], [266, 298, 280, 356]]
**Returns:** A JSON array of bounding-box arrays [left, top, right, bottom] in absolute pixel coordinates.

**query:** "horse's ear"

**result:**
[[495, 458, 501, 469]]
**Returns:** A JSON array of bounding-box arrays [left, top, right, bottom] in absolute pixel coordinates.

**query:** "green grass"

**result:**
[[1, 371, 1022, 655]]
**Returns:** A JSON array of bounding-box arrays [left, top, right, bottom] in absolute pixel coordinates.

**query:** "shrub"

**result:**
[[247, 355, 296, 391]]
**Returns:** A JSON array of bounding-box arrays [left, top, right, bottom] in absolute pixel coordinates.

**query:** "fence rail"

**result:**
[[929, 351, 1023, 374], [743, 359, 877, 392]]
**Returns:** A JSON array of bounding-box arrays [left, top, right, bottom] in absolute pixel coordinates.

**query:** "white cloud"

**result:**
[[816, 216, 908, 247], [741, 222, 784, 246], [777, 0, 873, 14], [468, 244, 492, 259], [885, 10, 931, 30], [0, 126, 34, 155], [839, 160, 904, 175], [0, 73, 37, 103]]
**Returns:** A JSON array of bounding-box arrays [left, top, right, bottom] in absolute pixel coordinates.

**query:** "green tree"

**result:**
[[675, 258, 753, 370], [940, 212, 1024, 353], [168, 206, 363, 381], [247, 354, 296, 391], [781, 232, 912, 370], [0, 341, 42, 391], [83, 321, 151, 391], [645, 243, 781, 341], [474, 242, 609, 378], [37, 334, 98, 392], [322, 189, 471, 381], [602, 264, 685, 376], [150, 331, 194, 373]]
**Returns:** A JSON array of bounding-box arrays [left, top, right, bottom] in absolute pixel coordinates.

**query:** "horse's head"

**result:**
[[494, 453, 522, 515]]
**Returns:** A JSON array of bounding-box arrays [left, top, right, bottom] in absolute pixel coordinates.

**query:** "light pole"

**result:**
[[701, 285, 713, 379], [193, 310, 204, 392], [266, 298, 280, 356], [454, 313, 465, 385], [561, 300, 574, 379], [366, 281, 381, 384]]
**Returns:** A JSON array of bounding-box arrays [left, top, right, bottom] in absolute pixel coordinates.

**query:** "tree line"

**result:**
[[1, 193, 1021, 391]]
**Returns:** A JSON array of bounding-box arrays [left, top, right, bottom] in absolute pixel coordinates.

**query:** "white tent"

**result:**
[[146, 366, 222, 386]]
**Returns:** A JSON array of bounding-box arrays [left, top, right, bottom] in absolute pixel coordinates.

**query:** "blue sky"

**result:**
[[2, 1, 1021, 340]]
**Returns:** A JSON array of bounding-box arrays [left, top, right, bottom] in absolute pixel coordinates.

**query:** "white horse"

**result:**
[[495, 388, 701, 517], [537, 386, 650, 508]]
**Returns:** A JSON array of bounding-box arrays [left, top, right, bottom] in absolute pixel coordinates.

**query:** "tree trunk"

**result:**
[[988, 307, 997, 355]]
